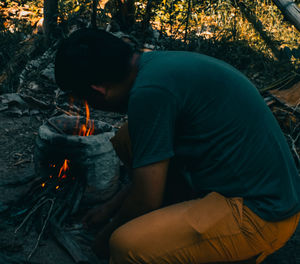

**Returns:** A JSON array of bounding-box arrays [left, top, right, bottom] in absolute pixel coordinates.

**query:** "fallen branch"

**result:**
[[15, 197, 49, 234], [268, 92, 300, 115], [13, 159, 31, 166], [55, 105, 73, 116], [27, 198, 55, 260], [286, 134, 300, 167], [20, 94, 51, 110]]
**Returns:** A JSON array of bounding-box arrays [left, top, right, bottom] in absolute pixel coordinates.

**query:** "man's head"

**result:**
[[54, 28, 136, 112]]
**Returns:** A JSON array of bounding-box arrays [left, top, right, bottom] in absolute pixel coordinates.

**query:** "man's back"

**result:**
[[128, 51, 300, 221]]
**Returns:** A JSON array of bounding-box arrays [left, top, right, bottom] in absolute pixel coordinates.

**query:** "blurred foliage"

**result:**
[[0, 0, 300, 90], [1, 0, 299, 55]]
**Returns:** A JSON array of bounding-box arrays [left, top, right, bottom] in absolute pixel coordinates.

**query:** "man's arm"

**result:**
[[83, 183, 131, 228], [92, 159, 169, 257]]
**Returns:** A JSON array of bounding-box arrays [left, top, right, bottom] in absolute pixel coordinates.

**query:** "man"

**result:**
[[55, 28, 300, 264]]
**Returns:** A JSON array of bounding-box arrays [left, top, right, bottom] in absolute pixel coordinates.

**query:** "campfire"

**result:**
[[38, 101, 95, 194], [12, 101, 120, 261]]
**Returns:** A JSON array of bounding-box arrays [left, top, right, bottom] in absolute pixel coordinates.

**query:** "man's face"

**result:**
[[89, 53, 138, 113], [90, 82, 130, 113]]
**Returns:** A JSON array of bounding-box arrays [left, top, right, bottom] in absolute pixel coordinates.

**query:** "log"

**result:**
[[43, 0, 58, 44], [91, 0, 99, 28], [273, 0, 300, 32]]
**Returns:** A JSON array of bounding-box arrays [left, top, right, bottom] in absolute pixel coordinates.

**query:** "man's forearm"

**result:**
[[107, 183, 131, 216], [92, 160, 168, 258], [110, 186, 156, 227], [92, 186, 157, 258]]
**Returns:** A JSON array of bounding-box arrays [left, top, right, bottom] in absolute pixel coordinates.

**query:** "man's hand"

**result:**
[[82, 184, 131, 228], [92, 220, 118, 259], [82, 202, 112, 228], [92, 159, 170, 258]]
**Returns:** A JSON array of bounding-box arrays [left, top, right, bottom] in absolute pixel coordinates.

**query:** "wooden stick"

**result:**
[[27, 198, 55, 260], [13, 159, 31, 166], [46, 119, 66, 135], [15, 197, 48, 234], [55, 105, 73, 116]]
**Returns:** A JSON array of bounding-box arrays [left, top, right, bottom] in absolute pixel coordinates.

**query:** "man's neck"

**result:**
[[126, 52, 140, 89]]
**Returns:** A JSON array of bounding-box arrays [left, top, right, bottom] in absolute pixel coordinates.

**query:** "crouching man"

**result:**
[[54, 28, 300, 264]]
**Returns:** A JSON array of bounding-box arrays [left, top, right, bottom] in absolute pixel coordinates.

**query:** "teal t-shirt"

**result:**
[[128, 51, 300, 221]]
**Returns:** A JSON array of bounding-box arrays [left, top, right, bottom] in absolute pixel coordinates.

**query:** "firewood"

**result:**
[[27, 198, 55, 260]]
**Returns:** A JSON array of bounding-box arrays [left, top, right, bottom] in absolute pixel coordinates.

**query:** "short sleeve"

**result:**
[[128, 87, 178, 168]]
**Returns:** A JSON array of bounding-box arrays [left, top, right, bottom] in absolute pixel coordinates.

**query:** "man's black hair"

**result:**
[[54, 28, 134, 105]]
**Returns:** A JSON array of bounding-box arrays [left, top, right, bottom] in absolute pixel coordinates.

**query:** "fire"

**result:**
[[58, 159, 69, 179], [77, 101, 94, 136], [44, 101, 94, 188]]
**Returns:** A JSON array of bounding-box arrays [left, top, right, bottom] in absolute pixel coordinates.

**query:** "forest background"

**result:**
[[1, 0, 300, 95]]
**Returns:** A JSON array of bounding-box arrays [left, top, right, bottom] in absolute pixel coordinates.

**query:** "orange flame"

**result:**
[[76, 100, 94, 136], [58, 159, 69, 179], [44, 101, 94, 187]]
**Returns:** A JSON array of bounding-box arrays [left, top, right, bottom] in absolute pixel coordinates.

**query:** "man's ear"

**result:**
[[91, 85, 107, 96]]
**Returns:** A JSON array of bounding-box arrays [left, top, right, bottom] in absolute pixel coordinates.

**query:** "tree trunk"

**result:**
[[236, 1, 282, 60], [184, 0, 191, 43], [142, 0, 153, 31], [114, 0, 136, 31], [43, 0, 58, 44], [91, 0, 99, 28], [273, 0, 300, 32]]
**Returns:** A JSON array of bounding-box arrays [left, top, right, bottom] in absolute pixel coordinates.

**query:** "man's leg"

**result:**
[[109, 192, 300, 264]]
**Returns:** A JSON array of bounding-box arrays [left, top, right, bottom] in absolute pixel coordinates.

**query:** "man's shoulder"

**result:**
[[140, 50, 208, 64]]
